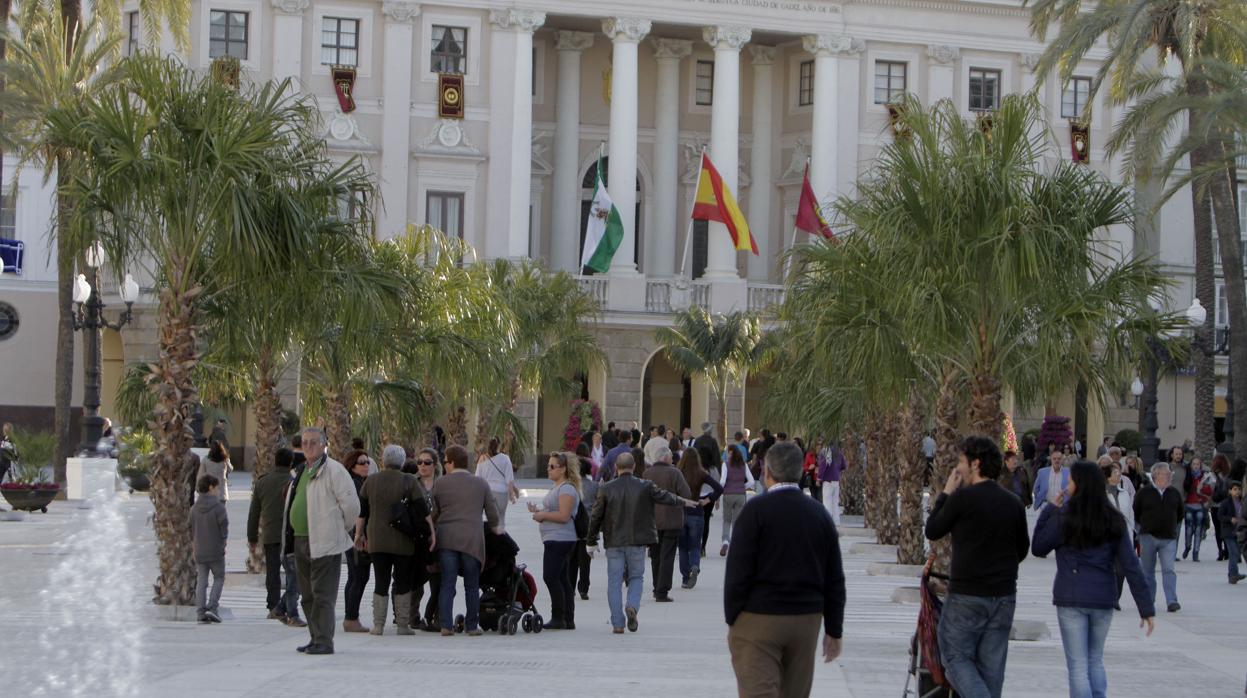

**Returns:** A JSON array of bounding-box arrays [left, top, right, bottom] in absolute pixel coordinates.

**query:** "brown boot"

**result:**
[[343, 618, 370, 633]]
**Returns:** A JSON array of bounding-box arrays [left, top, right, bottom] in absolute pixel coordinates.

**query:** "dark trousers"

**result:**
[[568, 542, 592, 596], [343, 548, 370, 621], [411, 564, 441, 624], [371, 551, 413, 596], [293, 536, 342, 649], [263, 543, 283, 611], [702, 505, 713, 554], [1212, 514, 1226, 558], [542, 540, 577, 623], [649, 528, 680, 597]]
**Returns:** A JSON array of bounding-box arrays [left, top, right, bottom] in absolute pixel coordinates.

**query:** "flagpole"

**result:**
[[678, 146, 707, 280]]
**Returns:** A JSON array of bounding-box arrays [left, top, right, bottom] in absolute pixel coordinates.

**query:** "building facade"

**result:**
[[1, 0, 1241, 464]]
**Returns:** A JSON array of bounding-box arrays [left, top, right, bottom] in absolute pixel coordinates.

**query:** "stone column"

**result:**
[[747, 45, 775, 282], [486, 8, 546, 259], [378, 1, 420, 238], [835, 40, 863, 195], [927, 44, 959, 104], [551, 31, 594, 273], [803, 34, 850, 202], [269, 0, 308, 84], [650, 38, 693, 279], [702, 25, 751, 281], [602, 17, 651, 275]]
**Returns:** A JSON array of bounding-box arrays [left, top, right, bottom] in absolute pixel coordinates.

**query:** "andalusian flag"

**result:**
[[580, 152, 624, 273], [692, 152, 758, 255]]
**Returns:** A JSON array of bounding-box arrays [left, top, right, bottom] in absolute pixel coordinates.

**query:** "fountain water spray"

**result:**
[[34, 485, 146, 696]]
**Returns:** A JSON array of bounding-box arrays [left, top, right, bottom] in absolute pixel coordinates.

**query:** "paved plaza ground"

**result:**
[[2, 473, 1244, 697]]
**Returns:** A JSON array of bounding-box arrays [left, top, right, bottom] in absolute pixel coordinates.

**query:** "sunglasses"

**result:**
[[416, 459, 435, 466]]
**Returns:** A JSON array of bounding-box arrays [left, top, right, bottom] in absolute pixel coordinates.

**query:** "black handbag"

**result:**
[[574, 500, 590, 539], [390, 475, 431, 543]]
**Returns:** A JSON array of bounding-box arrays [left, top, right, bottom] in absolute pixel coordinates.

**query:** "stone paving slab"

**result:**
[[1, 473, 1244, 697]]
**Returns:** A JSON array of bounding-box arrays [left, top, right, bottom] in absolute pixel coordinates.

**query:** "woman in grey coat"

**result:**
[[197, 440, 233, 502]]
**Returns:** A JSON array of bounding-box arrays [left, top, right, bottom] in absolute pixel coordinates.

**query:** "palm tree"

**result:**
[[472, 259, 607, 456], [0, 1, 118, 485], [299, 227, 511, 459], [1027, 0, 1247, 456], [655, 307, 768, 445], [772, 95, 1174, 564], [202, 166, 382, 474], [53, 54, 369, 605]]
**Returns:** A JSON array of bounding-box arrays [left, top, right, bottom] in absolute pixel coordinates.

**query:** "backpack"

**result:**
[[574, 499, 590, 539], [390, 474, 431, 545]]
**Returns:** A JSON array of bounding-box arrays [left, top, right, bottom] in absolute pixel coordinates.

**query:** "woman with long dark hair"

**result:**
[[1032, 461, 1155, 698], [717, 444, 755, 556], [1209, 454, 1231, 561], [197, 440, 233, 502], [676, 448, 723, 589]]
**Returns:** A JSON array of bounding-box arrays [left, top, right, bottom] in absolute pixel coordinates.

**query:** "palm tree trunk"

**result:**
[[866, 412, 901, 545], [930, 369, 961, 575], [150, 271, 200, 606], [446, 405, 469, 447], [324, 386, 352, 463], [967, 370, 1004, 444], [474, 409, 491, 453], [896, 389, 927, 565], [246, 348, 282, 574], [1205, 142, 1247, 448], [878, 410, 901, 546], [863, 414, 882, 530], [0, 0, 9, 197], [839, 433, 865, 516], [500, 375, 521, 455], [51, 161, 75, 487], [1187, 106, 1217, 459]]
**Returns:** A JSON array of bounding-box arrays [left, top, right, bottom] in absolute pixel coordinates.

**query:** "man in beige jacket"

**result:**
[[282, 427, 360, 655]]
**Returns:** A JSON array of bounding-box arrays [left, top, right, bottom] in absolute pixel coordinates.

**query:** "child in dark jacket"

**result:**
[[1216, 481, 1245, 584], [191, 474, 229, 623]]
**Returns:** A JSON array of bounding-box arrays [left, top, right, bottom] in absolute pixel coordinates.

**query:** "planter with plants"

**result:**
[[0, 429, 59, 513], [116, 428, 155, 493]]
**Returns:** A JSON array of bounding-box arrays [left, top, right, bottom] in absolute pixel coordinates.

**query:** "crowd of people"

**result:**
[[184, 419, 1245, 697], [187, 422, 847, 695]]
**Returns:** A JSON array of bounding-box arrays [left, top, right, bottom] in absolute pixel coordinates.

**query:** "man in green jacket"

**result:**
[[249, 447, 303, 625]]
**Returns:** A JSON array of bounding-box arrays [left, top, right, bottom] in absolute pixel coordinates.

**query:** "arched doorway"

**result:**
[[581, 158, 642, 275], [535, 373, 592, 454], [642, 351, 691, 435]]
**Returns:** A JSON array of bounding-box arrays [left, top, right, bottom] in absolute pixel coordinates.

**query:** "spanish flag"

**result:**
[[795, 164, 835, 240], [692, 152, 758, 255]]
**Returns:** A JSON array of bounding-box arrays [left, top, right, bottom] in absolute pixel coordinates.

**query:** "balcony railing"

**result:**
[[747, 284, 785, 315], [576, 275, 783, 318], [645, 280, 671, 313], [576, 276, 608, 307]]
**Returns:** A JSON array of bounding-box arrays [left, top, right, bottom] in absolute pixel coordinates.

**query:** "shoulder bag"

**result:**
[[390, 474, 432, 543]]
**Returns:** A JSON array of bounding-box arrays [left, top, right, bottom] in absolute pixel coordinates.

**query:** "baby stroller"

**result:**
[[904, 556, 958, 698], [453, 526, 544, 635]]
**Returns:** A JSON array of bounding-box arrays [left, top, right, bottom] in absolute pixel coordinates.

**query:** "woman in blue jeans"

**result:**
[[1032, 461, 1155, 698], [528, 451, 581, 629], [676, 449, 722, 589]]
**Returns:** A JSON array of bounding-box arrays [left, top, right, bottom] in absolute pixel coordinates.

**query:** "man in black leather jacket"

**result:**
[[586, 452, 697, 634]]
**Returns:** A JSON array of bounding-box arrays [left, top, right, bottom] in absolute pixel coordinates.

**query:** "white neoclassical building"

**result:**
[[2, 0, 1241, 465]]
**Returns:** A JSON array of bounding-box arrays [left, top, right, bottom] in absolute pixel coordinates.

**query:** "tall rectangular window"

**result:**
[[968, 68, 1001, 112], [798, 60, 814, 106], [1217, 282, 1229, 328], [1061, 76, 1091, 119], [431, 25, 467, 74], [695, 60, 714, 106], [126, 11, 141, 56], [426, 191, 464, 239], [320, 17, 359, 66], [874, 60, 907, 104], [0, 193, 15, 240], [209, 10, 249, 60]]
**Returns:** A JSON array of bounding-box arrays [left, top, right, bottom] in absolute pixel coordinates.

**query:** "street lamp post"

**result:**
[[71, 243, 139, 456]]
